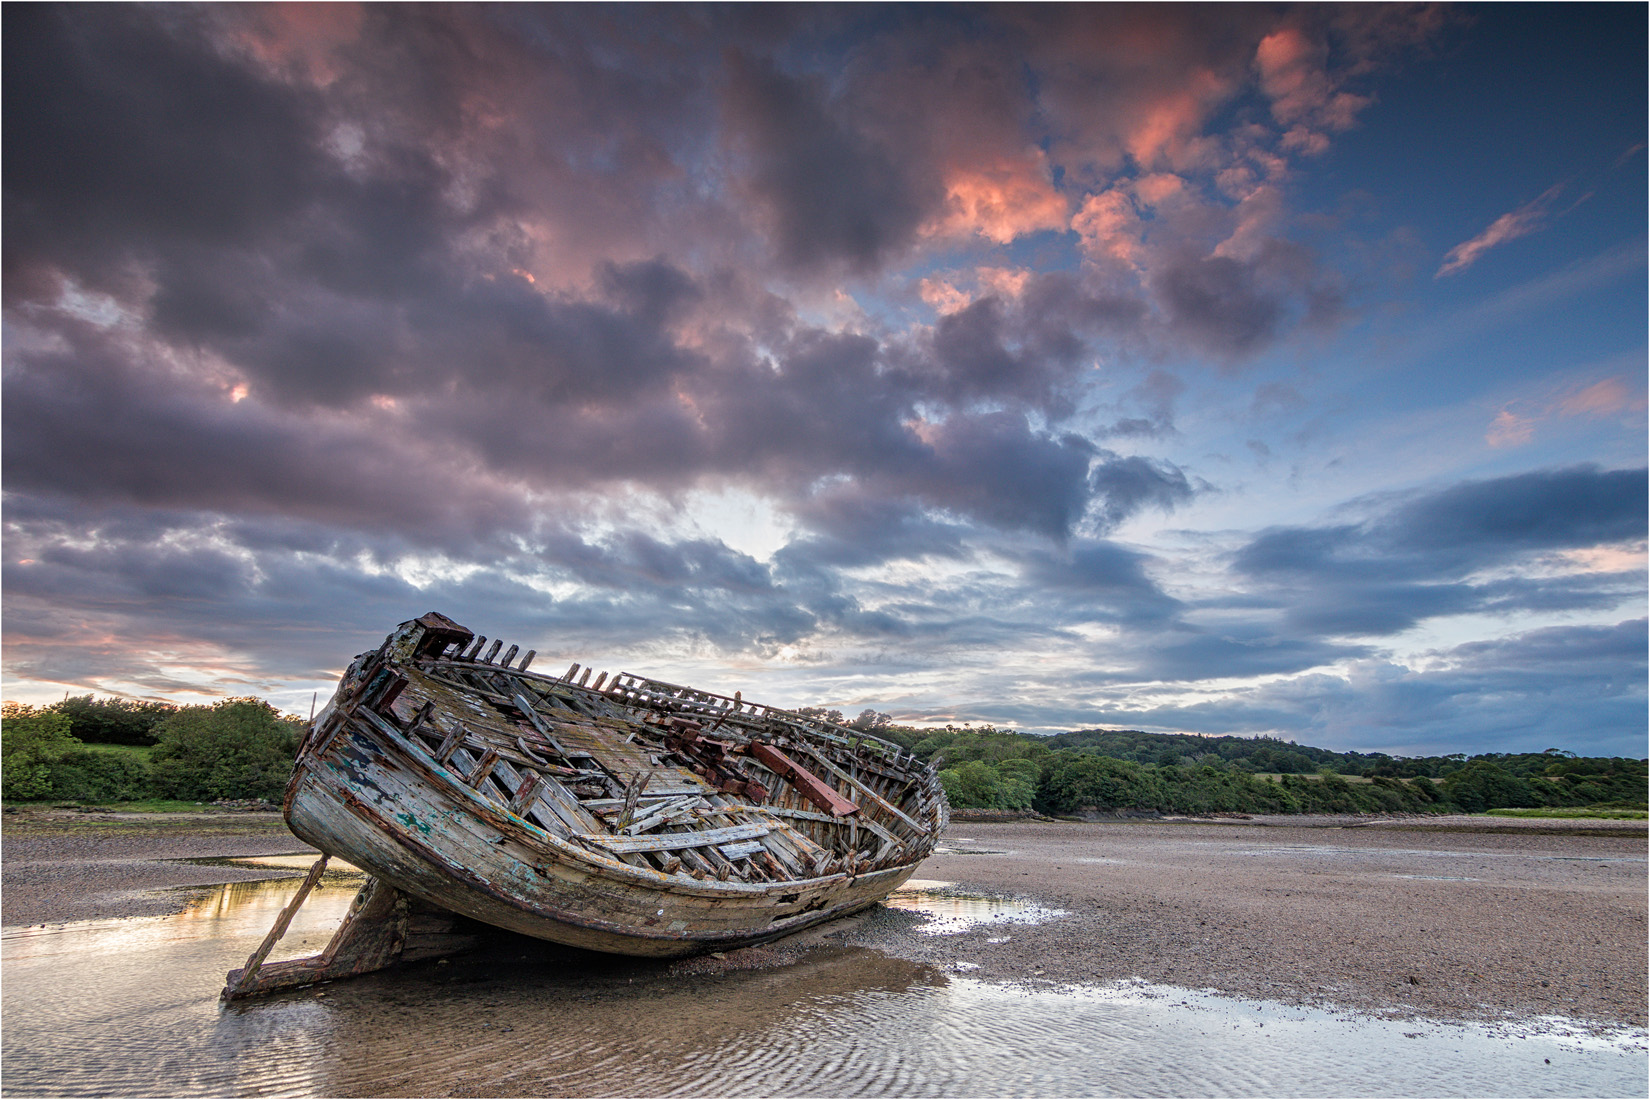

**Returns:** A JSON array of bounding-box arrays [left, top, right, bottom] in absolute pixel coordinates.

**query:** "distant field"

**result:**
[[1484, 807, 1648, 821]]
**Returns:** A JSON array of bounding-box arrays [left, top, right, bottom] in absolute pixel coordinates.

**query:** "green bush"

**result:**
[[939, 758, 1037, 810], [44, 749, 152, 802], [2, 704, 82, 800], [47, 695, 177, 746], [148, 699, 301, 802]]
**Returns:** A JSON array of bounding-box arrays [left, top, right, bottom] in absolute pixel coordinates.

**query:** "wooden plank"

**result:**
[[579, 787, 705, 810], [508, 771, 543, 815], [620, 795, 704, 835], [794, 745, 926, 835], [577, 822, 769, 854], [749, 742, 859, 817], [465, 748, 501, 788], [435, 725, 465, 764]]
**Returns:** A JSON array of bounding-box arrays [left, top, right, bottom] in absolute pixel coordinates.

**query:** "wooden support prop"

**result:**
[[226, 855, 329, 994], [749, 742, 859, 817], [222, 877, 476, 1000]]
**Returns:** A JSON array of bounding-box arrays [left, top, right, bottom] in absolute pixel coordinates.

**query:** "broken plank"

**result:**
[[576, 822, 769, 854]]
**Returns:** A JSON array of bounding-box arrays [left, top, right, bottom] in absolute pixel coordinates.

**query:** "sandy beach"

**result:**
[[4, 809, 1644, 1029]]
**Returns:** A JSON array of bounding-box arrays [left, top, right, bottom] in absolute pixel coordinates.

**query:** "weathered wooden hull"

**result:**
[[284, 714, 922, 956], [264, 612, 947, 972]]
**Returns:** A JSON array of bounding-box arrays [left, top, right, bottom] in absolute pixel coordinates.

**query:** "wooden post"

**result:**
[[229, 855, 329, 992]]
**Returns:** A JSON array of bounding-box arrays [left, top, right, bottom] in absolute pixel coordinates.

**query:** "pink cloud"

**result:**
[[1485, 408, 1535, 448], [918, 277, 971, 314], [1557, 376, 1645, 418], [1484, 375, 1646, 447], [1255, 25, 1373, 155], [928, 157, 1070, 244], [1436, 183, 1565, 277], [1072, 190, 1144, 269]]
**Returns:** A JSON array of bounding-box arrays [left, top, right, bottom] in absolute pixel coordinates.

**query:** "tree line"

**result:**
[[2, 695, 300, 803], [3, 695, 1643, 815], [803, 709, 1647, 816]]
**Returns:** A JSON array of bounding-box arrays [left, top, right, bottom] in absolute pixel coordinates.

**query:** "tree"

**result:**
[[1441, 760, 1533, 813], [1036, 754, 1163, 814], [47, 694, 177, 746], [148, 698, 301, 801], [2, 703, 82, 800]]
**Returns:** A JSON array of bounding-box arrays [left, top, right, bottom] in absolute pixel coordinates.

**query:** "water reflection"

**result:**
[[884, 880, 1065, 934], [3, 876, 1644, 1098]]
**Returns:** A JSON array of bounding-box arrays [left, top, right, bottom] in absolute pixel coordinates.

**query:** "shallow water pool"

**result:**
[[2, 871, 1643, 1098]]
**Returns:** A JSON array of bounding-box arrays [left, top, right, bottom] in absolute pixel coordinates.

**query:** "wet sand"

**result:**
[[845, 816, 1648, 1029], [1, 810, 310, 924], [4, 809, 1644, 1029]]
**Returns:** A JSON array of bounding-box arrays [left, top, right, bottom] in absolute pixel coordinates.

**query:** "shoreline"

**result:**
[[4, 809, 1644, 1029]]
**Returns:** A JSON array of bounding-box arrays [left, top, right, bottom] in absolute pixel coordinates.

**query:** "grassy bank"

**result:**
[[1484, 807, 1648, 820]]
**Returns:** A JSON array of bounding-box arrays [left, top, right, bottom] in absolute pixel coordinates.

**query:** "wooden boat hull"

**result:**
[[285, 714, 923, 957], [241, 612, 948, 988]]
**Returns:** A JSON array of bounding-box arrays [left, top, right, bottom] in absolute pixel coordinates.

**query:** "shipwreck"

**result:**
[[223, 613, 949, 999]]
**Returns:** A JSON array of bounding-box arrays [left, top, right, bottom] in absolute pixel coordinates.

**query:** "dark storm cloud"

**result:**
[[924, 275, 1147, 414], [1, 324, 532, 551], [1238, 465, 1647, 577], [15, 0, 1610, 763], [784, 492, 971, 568], [1086, 452, 1198, 532], [723, 52, 939, 274], [1017, 540, 1183, 625], [1152, 255, 1284, 357], [1129, 629, 1373, 683], [1186, 618, 1647, 757], [1150, 241, 1346, 360], [1231, 465, 1647, 635], [2, 5, 326, 296], [1385, 465, 1648, 555]]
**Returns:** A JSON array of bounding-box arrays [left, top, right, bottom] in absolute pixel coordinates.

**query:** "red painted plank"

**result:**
[[749, 743, 859, 817]]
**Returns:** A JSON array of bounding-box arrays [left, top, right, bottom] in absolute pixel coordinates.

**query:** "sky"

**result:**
[[3, 4, 1645, 758]]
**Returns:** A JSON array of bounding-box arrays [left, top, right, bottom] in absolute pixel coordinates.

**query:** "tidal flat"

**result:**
[[3, 810, 1644, 1097]]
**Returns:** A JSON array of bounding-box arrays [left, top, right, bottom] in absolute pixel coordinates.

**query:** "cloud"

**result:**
[[1437, 183, 1565, 277], [723, 53, 940, 274], [1232, 465, 1647, 636], [1086, 453, 1199, 532], [16, 4, 1635, 762]]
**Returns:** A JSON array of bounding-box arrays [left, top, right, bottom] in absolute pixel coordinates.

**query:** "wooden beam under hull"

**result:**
[[221, 877, 481, 1001]]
